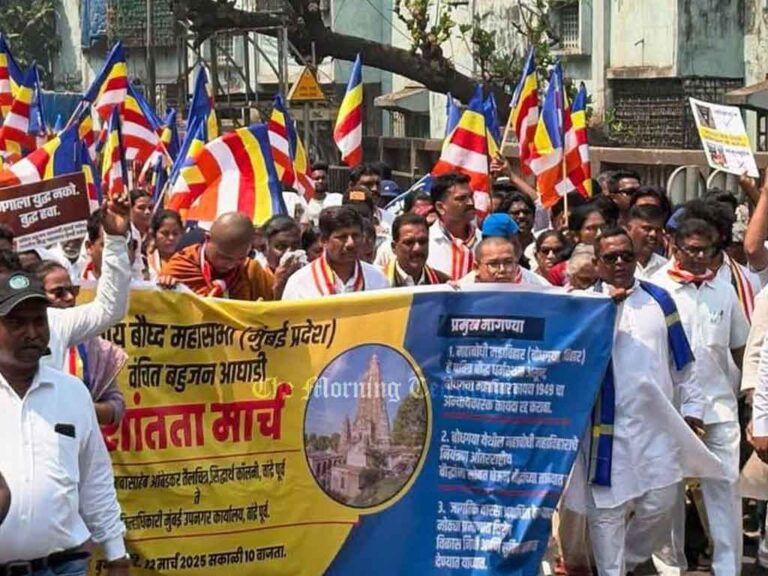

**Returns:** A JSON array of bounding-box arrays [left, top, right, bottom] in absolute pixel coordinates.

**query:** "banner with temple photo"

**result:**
[[86, 286, 615, 576]]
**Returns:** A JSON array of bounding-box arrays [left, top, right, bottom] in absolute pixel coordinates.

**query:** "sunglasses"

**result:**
[[599, 251, 636, 264], [48, 285, 80, 299], [678, 245, 717, 258]]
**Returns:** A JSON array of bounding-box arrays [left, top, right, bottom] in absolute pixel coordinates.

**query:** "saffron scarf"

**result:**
[[200, 242, 241, 298], [385, 261, 441, 287], [440, 221, 479, 280], [310, 253, 364, 296], [588, 280, 695, 486], [666, 259, 715, 285]]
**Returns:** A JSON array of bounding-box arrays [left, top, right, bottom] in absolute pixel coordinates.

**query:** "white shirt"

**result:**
[[652, 263, 750, 424], [0, 365, 125, 562], [281, 260, 388, 300], [374, 240, 393, 268], [586, 282, 706, 508], [44, 234, 131, 371], [305, 193, 343, 225], [426, 221, 481, 281], [754, 335, 768, 435], [457, 267, 551, 288], [635, 252, 668, 280]]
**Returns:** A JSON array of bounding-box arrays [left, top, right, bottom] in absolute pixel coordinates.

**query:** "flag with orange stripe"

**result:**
[[101, 105, 128, 198], [0, 65, 36, 163], [268, 93, 315, 199], [123, 84, 162, 166], [167, 124, 286, 226], [0, 124, 80, 188], [333, 54, 363, 167], [83, 42, 128, 120], [432, 87, 492, 215], [508, 48, 539, 174], [564, 82, 592, 197], [0, 34, 23, 120]]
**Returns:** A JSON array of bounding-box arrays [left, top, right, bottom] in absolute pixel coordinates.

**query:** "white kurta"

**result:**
[[281, 260, 388, 301], [635, 252, 668, 280], [585, 283, 713, 509]]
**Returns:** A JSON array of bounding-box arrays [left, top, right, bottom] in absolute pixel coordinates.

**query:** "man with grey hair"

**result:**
[[458, 237, 549, 287], [566, 245, 597, 290]]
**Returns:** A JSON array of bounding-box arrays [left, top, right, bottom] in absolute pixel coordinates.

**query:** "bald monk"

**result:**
[[162, 212, 280, 300]]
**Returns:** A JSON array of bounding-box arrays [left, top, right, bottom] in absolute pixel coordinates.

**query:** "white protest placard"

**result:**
[[690, 97, 759, 177]]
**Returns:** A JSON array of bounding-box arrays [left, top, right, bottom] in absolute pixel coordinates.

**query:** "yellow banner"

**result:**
[[87, 288, 426, 575]]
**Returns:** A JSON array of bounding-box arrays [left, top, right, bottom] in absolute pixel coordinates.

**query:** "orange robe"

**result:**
[[161, 243, 275, 301]]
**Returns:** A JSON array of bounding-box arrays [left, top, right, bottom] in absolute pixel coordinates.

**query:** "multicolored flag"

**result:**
[[564, 82, 592, 197], [0, 65, 36, 163], [268, 93, 315, 199], [101, 105, 128, 198], [123, 84, 162, 166], [0, 123, 80, 187], [139, 109, 179, 204], [445, 93, 461, 137], [82, 41, 128, 120], [483, 91, 502, 154], [29, 67, 48, 148], [508, 48, 539, 174], [431, 87, 491, 214], [188, 64, 218, 141], [78, 110, 98, 162], [167, 124, 285, 226], [528, 63, 566, 208], [333, 54, 363, 167], [81, 140, 101, 211], [0, 34, 23, 119]]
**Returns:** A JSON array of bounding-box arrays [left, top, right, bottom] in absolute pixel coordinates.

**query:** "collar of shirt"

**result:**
[[0, 367, 52, 401], [394, 261, 425, 286]]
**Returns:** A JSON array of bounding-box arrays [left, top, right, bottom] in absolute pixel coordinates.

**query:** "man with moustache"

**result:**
[[566, 227, 715, 576], [282, 206, 388, 300], [459, 236, 549, 287], [0, 272, 128, 575], [384, 213, 448, 287], [625, 204, 668, 279], [427, 172, 481, 281]]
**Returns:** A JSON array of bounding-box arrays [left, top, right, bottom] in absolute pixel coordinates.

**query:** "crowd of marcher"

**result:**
[[3, 154, 768, 576]]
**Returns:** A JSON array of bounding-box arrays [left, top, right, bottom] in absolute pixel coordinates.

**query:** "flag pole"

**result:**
[[559, 64, 569, 230]]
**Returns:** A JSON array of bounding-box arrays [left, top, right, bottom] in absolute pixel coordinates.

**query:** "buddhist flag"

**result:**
[[188, 64, 218, 141], [268, 93, 315, 199], [445, 93, 461, 137], [78, 109, 97, 162], [123, 84, 162, 166], [29, 67, 48, 148], [101, 105, 128, 198], [0, 65, 35, 163], [564, 82, 592, 197], [432, 87, 491, 215], [333, 54, 363, 167], [167, 123, 286, 227], [83, 42, 128, 120], [529, 63, 566, 208], [81, 141, 101, 211], [508, 48, 539, 174], [139, 109, 179, 204], [483, 91, 502, 153], [0, 34, 23, 119], [0, 123, 80, 188]]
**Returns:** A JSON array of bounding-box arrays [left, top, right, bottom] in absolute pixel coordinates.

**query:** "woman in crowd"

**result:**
[[145, 210, 184, 281], [35, 260, 127, 425], [568, 204, 606, 247], [535, 230, 570, 285], [130, 189, 154, 243]]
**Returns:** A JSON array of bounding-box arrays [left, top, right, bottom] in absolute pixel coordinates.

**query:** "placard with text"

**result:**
[[86, 286, 615, 575]]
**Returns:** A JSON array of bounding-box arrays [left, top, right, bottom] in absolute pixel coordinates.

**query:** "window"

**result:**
[[216, 35, 234, 66], [559, 4, 580, 49]]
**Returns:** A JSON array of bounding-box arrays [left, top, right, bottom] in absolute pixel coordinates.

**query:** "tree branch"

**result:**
[[173, 0, 506, 105]]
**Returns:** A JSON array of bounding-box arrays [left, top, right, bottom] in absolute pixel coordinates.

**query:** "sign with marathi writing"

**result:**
[[690, 97, 759, 178], [87, 286, 614, 575], [0, 172, 90, 250]]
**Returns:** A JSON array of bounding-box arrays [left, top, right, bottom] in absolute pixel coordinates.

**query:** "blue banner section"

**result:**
[[327, 289, 615, 575]]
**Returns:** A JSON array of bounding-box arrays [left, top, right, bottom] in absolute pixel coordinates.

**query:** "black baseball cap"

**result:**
[[0, 272, 48, 316]]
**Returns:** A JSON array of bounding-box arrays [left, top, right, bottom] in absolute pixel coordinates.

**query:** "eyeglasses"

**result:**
[[678, 244, 717, 258], [612, 187, 638, 196], [537, 247, 563, 257], [480, 259, 517, 272], [48, 285, 79, 299], [599, 251, 636, 265]]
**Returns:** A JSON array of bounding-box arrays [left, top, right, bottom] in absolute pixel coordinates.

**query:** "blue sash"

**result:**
[[589, 281, 694, 486]]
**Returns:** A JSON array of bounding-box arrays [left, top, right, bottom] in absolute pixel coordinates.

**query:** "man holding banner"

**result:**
[[567, 228, 721, 576]]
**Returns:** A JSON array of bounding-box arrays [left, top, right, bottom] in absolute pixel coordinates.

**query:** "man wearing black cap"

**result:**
[[0, 272, 128, 575]]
